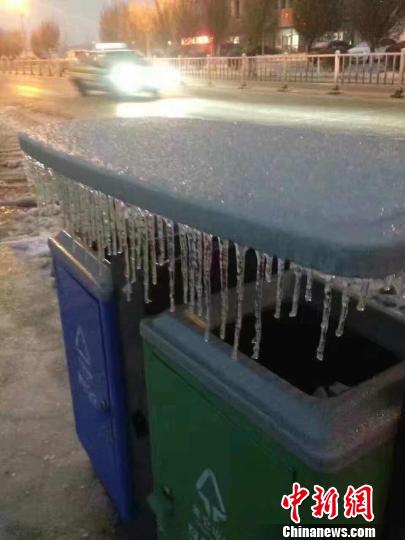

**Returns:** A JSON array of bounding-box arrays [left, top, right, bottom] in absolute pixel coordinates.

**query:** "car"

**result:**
[[310, 40, 350, 55], [385, 41, 405, 69], [348, 39, 396, 58], [68, 43, 181, 98], [65, 49, 87, 62], [386, 40, 405, 53], [348, 42, 370, 55], [309, 40, 350, 67]]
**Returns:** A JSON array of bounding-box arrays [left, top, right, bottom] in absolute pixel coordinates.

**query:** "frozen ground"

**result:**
[[0, 236, 119, 540], [0, 111, 140, 539]]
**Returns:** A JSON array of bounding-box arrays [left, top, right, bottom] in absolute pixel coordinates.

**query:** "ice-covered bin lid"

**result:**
[[19, 117, 405, 278]]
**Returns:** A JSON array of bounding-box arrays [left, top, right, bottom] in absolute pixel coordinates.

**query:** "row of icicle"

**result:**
[[27, 157, 401, 362]]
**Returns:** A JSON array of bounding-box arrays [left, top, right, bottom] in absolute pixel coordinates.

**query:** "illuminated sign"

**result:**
[[181, 35, 213, 46], [279, 8, 295, 28]]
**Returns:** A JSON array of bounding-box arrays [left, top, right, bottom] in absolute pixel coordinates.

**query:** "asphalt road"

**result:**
[[0, 74, 405, 137]]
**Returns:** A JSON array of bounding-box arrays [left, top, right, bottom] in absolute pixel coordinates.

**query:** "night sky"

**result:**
[[0, 0, 107, 47]]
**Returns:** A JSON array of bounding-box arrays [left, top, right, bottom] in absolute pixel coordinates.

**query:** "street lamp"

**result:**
[[7, 0, 27, 56]]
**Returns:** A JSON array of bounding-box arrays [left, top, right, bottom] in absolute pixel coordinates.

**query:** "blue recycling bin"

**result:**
[[49, 231, 136, 523]]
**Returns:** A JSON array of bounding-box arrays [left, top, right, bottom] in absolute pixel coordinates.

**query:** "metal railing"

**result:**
[[159, 50, 405, 87], [1, 50, 405, 88], [0, 58, 69, 77]]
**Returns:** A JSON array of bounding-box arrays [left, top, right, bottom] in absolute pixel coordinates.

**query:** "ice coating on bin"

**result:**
[[19, 117, 405, 364], [19, 116, 405, 279]]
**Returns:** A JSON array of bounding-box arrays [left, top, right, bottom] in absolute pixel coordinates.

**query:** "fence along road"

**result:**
[[1, 50, 404, 90]]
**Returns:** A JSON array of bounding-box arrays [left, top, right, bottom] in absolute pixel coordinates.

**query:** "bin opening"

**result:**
[[213, 301, 401, 397]]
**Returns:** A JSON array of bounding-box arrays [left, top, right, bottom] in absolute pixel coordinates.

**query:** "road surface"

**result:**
[[0, 74, 405, 137]]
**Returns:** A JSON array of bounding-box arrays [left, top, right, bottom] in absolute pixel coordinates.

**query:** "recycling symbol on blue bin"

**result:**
[[75, 326, 91, 367]]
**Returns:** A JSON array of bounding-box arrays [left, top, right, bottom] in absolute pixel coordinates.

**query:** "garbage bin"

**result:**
[[49, 231, 136, 523], [19, 117, 405, 538], [141, 278, 405, 538]]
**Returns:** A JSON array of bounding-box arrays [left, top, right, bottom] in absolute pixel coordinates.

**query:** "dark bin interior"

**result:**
[[96, 233, 402, 399], [215, 303, 400, 397], [212, 274, 403, 398]]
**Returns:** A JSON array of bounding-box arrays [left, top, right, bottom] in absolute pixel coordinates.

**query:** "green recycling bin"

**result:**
[[141, 278, 405, 539]]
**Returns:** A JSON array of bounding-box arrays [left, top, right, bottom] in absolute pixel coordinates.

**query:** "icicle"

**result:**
[[97, 192, 105, 254], [252, 251, 265, 360], [336, 283, 351, 338], [316, 276, 334, 361], [164, 218, 176, 313], [60, 176, 69, 231], [305, 269, 313, 302], [89, 188, 98, 248], [156, 216, 166, 266], [68, 182, 74, 239], [121, 204, 132, 299], [80, 186, 88, 246], [100, 193, 112, 257], [108, 196, 118, 256], [383, 275, 395, 292], [289, 265, 303, 318], [91, 189, 98, 248], [399, 273, 405, 297], [203, 233, 213, 342], [195, 230, 204, 317], [141, 210, 151, 304], [83, 185, 90, 243], [187, 229, 196, 313], [72, 183, 81, 244], [95, 191, 105, 264], [146, 212, 158, 286], [57, 175, 67, 231], [87, 189, 96, 249], [274, 258, 285, 319], [232, 244, 247, 360], [357, 279, 370, 312], [135, 208, 143, 271], [264, 254, 274, 283], [116, 200, 125, 255], [77, 184, 84, 240], [219, 238, 229, 340], [63, 180, 71, 236], [178, 224, 189, 304], [128, 208, 137, 283]]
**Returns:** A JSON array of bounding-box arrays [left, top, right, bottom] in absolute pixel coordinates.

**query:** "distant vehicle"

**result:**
[[68, 43, 182, 98], [348, 39, 396, 56], [66, 49, 87, 62], [246, 45, 283, 56], [385, 41, 405, 69], [386, 41, 405, 53], [310, 40, 350, 55]]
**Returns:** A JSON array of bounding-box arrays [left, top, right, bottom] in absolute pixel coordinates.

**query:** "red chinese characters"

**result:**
[[281, 483, 374, 524], [344, 485, 374, 522], [311, 485, 339, 520], [281, 482, 310, 524]]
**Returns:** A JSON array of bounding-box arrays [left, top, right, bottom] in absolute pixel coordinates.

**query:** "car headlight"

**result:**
[[109, 62, 145, 94]]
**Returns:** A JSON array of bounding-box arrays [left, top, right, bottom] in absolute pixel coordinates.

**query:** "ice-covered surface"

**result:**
[[19, 117, 405, 278]]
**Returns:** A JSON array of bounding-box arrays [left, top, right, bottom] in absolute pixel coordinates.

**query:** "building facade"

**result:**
[[178, 0, 404, 55], [225, 0, 300, 52], [276, 0, 299, 51]]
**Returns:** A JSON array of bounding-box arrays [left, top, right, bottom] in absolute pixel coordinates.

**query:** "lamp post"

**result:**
[[8, 0, 27, 56]]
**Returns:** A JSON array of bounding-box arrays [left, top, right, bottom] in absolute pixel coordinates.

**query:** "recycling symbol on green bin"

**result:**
[[196, 469, 227, 524]]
